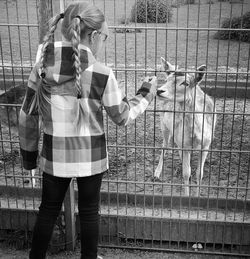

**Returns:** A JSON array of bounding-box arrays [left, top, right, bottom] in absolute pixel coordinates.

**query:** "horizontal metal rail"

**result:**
[[1, 24, 249, 32], [107, 144, 250, 154], [0, 139, 249, 154], [1, 64, 250, 75], [0, 23, 38, 27], [100, 179, 250, 190], [110, 25, 250, 32]]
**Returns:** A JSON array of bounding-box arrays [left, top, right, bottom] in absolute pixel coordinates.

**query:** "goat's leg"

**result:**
[[182, 151, 191, 196], [154, 130, 169, 179], [195, 150, 209, 196]]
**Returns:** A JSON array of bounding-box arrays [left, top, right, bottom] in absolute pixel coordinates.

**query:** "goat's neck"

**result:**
[[178, 86, 202, 111]]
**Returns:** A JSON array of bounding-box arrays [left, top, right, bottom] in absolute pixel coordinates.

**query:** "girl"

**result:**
[[19, 1, 157, 259]]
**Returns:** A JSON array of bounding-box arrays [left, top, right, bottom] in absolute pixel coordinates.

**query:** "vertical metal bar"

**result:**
[[15, 0, 29, 225], [235, 39, 250, 256], [124, 0, 129, 249], [113, 0, 119, 246], [194, 0, 211, 249], [176, 0, 182, 250], [151, 0, 158, 248], [2, 0, 16, 235], [103, 0, 110, 246], [35, 0, 39, 32], [134, 0, 138, 246], [103, 0, 107, 65], [4, 0, 18, 207], [214, 3, 228, 248], [210, 0, 222, 253], [4, 0, 15, 87], [240, 152, 250, 254], [183, 0, 192, 250], [100, 0, 107, 247], [220, 2, 234, 253], [25, 0, 34, 68], [143, 0, 147, 249], [154, 0, 163, 248], [230, 0, 245, 202], [52, 0, 62, 41], [15, 1, 25, 86], [161, 0, 169, 250], [189, 0, 201, 249], [227, 2, 245, 253], [0, 35, 9, 191], [169, 0, 180, 249]]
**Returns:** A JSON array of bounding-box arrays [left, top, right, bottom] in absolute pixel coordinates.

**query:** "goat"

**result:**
[[154, 58, 216, 196]]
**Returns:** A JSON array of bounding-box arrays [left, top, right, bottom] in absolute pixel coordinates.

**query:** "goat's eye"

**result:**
[[181, 81, 189, 87]]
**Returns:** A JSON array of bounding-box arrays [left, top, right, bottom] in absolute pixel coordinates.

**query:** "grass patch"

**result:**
[[0, 1, 250, 71]]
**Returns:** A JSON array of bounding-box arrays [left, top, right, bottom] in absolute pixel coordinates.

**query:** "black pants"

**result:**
[[29, 172, 103, 259]]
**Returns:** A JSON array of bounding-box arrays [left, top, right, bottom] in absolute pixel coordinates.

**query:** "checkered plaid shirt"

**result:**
[[19, 42, 155, 177]]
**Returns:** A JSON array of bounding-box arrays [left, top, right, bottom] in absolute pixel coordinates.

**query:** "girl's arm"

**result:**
[[18, 65, 40, 170], [102, 69, 157, 126]]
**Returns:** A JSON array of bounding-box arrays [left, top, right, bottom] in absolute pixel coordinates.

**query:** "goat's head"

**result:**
[[157, 58, 206, 102]]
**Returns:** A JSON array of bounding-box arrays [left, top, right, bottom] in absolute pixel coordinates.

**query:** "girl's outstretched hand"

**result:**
[[144, 76, 157, 96]]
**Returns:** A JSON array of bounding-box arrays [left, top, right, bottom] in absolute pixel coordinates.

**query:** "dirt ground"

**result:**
[[0, 244, 243, 259]]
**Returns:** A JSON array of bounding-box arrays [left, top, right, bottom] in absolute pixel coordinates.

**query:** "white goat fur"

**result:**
[[154, 58, 216, 196]]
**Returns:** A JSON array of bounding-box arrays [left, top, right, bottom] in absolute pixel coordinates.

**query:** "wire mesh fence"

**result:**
[[0, 0, 250, 256]]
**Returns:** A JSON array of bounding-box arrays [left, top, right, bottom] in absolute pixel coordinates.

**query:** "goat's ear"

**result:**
[[195, 65, 206, 83], [161, 57, 176, 75]]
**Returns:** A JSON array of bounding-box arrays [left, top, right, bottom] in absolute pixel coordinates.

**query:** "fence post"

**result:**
[[38, 0, 76, 251]]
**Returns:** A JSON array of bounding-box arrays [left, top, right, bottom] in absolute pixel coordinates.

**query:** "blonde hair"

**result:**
[[34, 2, 105, 129]]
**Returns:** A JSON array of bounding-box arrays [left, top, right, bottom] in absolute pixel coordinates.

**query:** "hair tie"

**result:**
[[60, 13, 64, 19], [75, 15, 82, 21], [40, 71, 46, 79]]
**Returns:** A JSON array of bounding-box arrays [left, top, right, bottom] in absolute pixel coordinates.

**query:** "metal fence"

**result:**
[[0, 0, 250, 256]]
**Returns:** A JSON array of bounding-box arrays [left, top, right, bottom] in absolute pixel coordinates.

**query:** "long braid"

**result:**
[[35, 13, 64, 116], [39, 13, 63, 77], [70, 16, 88, 130], [70, 17, 82, 99]]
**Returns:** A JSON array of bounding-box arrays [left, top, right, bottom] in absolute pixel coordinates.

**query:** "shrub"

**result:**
[[130, 0, 173, 23], [214, 11, 250, 43]]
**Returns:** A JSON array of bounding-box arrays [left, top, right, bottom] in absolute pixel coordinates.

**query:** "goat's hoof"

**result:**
[[151, 176, 162, 182]]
